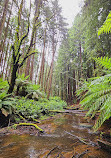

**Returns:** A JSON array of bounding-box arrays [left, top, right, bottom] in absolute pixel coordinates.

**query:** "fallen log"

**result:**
[[49, 110, 66, 113], [49, 109, 86, 114], [12, 123, 44, 133]]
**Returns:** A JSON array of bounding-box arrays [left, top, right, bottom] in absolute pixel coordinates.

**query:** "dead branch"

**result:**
[[46, 146, 58, 158], [55, 152, 65, 158], [65, 131, 95, 146], [76, 149, 89, 158]]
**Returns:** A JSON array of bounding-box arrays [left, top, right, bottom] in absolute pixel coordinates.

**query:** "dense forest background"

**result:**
[[0, 0, 111, 130]]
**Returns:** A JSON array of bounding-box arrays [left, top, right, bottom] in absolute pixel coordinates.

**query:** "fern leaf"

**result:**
[[98, 11, 111, 35], [93, 110, 106, 131], [95, 57, 111, 70]]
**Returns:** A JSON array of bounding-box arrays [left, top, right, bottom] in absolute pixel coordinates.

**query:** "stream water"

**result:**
[[0, 113, 111, 158]]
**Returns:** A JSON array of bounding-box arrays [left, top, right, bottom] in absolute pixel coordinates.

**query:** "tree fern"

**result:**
[[77, 75, 111, 131], [98, 11, 111, 35], [77, 15, 111, 131]]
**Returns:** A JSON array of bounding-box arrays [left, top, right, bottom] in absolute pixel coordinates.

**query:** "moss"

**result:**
[[13, 123, 44, 132]]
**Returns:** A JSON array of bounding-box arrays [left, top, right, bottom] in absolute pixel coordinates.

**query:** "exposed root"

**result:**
[[13, 123, 44, 132]]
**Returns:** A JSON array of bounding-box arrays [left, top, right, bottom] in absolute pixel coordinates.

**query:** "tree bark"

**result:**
[[47, 34, 55, 99], [73, 69, 76, 99], [0, 0, 9, 40], [79, 41, 82, 78], [8, 63, 18, 93]]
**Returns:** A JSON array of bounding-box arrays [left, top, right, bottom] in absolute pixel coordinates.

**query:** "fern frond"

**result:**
[[85, 93, 110, 117], [93, 95, 111, 130], [0, 78, 9, 91], [98, 11, 111, 35], [95, 57, 111, 70], [93, 110, 106, 131], [78, 75, 111, 131], [77, 11, 111, 131]]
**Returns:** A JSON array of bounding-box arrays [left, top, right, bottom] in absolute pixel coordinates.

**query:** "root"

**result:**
[[13, 123, 44, 132]]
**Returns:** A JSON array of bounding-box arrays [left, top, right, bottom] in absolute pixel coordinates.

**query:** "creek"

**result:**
[[0, 112, 111, 158]]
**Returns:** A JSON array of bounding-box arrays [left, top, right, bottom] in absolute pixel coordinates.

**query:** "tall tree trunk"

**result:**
[[25, 56, 31, 77], [0, 1, 13, 74], [47, 62, 54, 99], [30, 54, 34, 81], [79, 41, 82, 78], [0, 0, 9, 40], [73, 70, 76, 99], [2, 42, 10, 77], [63, 68, 67, 101], [47, 34, 56, 99], [38, 26, 47, 88], [59, 73, 63, 99], [67, 65, 72, 104]]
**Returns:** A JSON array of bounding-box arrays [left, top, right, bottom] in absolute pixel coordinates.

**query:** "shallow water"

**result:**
[[0, 113, 111, 158]]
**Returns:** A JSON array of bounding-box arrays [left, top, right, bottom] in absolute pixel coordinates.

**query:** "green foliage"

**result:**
[[17, 73, 29, 81], [77, 59, 111, 131], [94, 56, 111, 70], [15, 96, 67, 119], [77, 73, 111, 131], [0, 97, 17, 115], [16, 74, 42, 97], [0, 78, 9, 92], [15, 98, 41, 118], [16, 74, 30, 88], [98, 11, 111, 35], [0, 91, 7, 100], [76, 9, 111, 131]]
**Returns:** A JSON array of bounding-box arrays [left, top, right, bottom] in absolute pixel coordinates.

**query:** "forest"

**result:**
[[0, 0, 111, 157]]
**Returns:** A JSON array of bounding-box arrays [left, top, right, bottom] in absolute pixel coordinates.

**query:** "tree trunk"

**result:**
[[25, 56, 31, 77], [47, 63, 54, 99], [63, 68, 67, 101], [67, 65, 72, 104], [47, 34, 55, 99], [73, 69, 76, 99], [79, 41, 82, 78], [8, 64, 18, 93], [0, 0, 9, 40], [30, 54, 34, 81]]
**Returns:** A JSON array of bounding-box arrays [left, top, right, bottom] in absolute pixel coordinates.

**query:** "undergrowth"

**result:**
[[15, 96, 67, 120], [0, 77, 67, 125]]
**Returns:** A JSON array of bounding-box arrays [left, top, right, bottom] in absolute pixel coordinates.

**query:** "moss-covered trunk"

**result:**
[[8, 64, 18, 93]]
